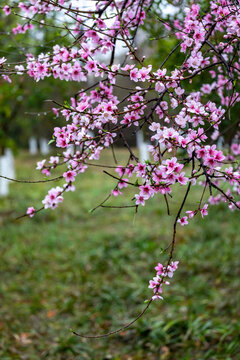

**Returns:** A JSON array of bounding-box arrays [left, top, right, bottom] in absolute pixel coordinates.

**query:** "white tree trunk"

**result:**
[[29, 136, 38, 155], [5, 148, 15, 179], [217, 136, 224, 150], [136, 130, 149, 163], [0, 155, 9, 196], [40, 138, 49, 155], [0, 148, 16, 197]]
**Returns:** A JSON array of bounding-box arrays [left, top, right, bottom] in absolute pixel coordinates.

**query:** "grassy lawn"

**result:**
[[0, 150, 239, 360]]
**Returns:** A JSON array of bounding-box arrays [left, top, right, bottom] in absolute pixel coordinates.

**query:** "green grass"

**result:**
[[0, 150, 239, 359]]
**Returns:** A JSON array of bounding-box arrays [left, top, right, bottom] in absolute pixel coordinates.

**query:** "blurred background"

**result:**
[[0, 2, 240, 359]]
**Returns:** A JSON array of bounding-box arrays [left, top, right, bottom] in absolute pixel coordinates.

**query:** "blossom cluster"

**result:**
[[149, 261, 179, 300]]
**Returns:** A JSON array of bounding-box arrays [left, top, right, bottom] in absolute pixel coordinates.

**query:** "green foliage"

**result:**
[[0, 12, 79, 151]]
